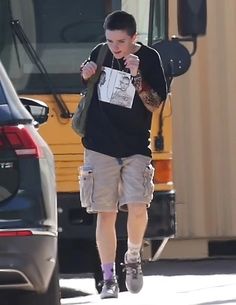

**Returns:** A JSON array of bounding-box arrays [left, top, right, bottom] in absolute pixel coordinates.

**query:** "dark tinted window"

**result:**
[[0, 160, 43, 224], [149, 0, 167, 44], [0, 82, 7, 105], [0, 0, 118, 94], [0, 164, 18, 203], [0, 143, 19, 203]]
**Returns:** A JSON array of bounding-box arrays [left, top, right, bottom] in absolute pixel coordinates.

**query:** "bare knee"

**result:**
[[128, 203, 147, 219], [97, 211, 117, 227]]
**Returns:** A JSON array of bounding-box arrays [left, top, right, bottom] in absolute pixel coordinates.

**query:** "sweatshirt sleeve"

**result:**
[[140, 47, 167, 102], [80, 44, 102, 84]]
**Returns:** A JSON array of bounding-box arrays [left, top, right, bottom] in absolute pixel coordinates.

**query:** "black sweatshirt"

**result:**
[[82, 43, 167, 158]]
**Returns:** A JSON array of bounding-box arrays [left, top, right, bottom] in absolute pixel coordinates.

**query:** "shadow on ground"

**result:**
[[60, 287, 91, 298], [143, 258, 236, 276], [193, 298, 236, 305]]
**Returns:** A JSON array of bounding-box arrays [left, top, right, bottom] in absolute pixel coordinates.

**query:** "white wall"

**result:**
[[122, 0, 150, 44]]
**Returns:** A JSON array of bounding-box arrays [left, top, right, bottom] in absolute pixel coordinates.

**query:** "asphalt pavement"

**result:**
[[60, 258, 236, 305]]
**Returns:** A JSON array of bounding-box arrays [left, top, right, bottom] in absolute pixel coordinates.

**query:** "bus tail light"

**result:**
[[152, 159, 173, 184]]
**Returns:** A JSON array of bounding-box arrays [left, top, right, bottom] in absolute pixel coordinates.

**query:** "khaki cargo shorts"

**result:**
[[79, 149, 154, 213]]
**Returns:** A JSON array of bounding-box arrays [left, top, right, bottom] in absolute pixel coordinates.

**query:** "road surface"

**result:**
[[60, 258, 236, 305]]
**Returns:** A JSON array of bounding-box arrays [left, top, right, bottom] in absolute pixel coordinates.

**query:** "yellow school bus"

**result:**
[[0, 0, 205, 290]]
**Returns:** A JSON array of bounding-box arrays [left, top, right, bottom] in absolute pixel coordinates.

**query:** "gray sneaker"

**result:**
[[100, 277, 119, 299], [124, 253, 143, 294]]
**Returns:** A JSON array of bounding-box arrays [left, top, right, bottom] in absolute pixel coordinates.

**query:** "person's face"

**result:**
[[100, 71, 106, 85], [120, 77, 130, 90], [105, 29, 137, 59]]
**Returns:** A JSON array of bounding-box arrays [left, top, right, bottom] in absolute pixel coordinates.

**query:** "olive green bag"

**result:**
[[71, 43, 108, 137]]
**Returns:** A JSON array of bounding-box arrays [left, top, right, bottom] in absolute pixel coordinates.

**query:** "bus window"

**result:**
[[0, 0, 120, 94], [148, 0, 168, 45]]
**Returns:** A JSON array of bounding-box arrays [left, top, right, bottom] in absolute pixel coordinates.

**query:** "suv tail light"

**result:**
[[0, 230, 33, 237], [0, 125, 42, 158]]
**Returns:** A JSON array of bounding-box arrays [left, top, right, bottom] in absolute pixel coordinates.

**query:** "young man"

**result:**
[[79, 10, 167, 299]]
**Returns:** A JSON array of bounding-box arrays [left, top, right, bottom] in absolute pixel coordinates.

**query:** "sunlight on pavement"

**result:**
[[60, 274, 236, 305]]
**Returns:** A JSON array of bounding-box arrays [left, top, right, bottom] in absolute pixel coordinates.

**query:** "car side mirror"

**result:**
[[20, 97, 49, 125]]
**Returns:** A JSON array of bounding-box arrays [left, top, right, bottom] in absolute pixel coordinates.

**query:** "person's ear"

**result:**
[[131, 32, 137, 43]]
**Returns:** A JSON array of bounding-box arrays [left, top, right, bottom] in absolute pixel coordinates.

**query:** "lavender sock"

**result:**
[[101, 262, 115, 281]]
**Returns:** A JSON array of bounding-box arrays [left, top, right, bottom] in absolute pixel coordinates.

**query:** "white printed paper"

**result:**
[[97, 67, 135, 108]]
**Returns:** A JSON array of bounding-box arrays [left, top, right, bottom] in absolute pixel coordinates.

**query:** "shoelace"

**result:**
[[121, 261, 143, 279], [99, 278, 117, 289]]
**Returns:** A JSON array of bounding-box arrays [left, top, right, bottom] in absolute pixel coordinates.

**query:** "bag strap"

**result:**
[[84, 43, 108, 108], [88, 43, 108, 86]]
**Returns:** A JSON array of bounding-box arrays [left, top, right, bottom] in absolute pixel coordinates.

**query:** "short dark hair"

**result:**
[[103, 11, 136, 37]]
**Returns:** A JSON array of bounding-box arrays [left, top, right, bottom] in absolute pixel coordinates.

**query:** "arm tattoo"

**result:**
[[132, 70, 163, 112], [139, 89, 163, 109]]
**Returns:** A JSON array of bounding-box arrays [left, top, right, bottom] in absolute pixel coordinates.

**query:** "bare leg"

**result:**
[[127, 203, 148, 246], [124, 203, 147, 293], [96, 211, 117, 264], [97, 211, 119, 299]]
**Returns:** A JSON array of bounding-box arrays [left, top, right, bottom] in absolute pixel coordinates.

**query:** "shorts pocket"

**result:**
[[79, 166, 94, 209], [143, 164, 154, 200]]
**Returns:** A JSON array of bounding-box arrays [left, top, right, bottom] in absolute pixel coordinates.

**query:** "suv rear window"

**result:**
[[0, 82, 7, 104], [0, 129, 19, 202]]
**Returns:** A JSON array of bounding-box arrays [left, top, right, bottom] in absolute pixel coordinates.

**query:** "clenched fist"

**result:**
[[81, 61, 97, 80]]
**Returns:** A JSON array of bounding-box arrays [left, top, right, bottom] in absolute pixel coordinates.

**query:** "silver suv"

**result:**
[[0, 61, 60, 305]]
